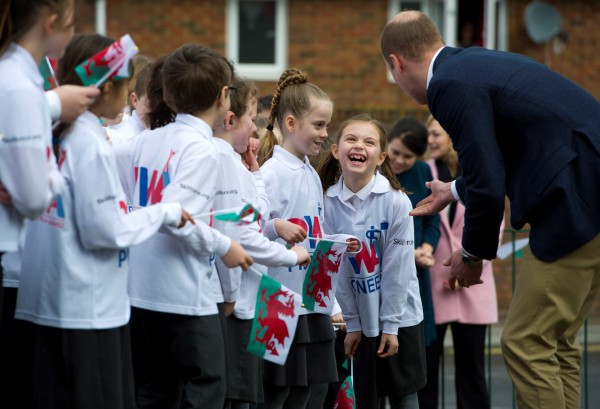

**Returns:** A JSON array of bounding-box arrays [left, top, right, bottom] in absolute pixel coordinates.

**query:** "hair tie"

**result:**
[[266, 125, 274, 131]]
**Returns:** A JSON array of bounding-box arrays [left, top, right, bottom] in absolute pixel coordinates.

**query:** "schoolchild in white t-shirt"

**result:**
[[317, 114, 425, 409], [256, 68, 359, 409], [14, 33, 193, 409], [212, 77, 311, 409], [125, 44, 252, 409]]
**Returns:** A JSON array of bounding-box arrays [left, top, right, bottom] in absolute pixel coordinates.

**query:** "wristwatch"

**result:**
[[461, 249, 482, 266]]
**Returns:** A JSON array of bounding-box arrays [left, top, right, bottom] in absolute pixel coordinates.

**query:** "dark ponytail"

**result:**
[[145, 55, 175, 129]]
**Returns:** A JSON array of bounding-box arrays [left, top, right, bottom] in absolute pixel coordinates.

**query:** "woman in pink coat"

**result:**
[[417, 117, 502, 409]]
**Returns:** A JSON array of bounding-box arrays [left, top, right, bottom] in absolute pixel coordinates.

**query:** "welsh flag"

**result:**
[[247, 273, 301, 365], [215, 203, 261, 224], [333, 375, 356, 409], [75, 34, 138, 87], [39, 57, 58, 90], [302, 239, 348, 314]]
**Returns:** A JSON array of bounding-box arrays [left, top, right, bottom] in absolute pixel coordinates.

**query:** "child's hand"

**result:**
[[345, 238, 360, 253], [344, 331, 362, 358], [415, 244, 435, 268], [243, 137, 260, 172], [331, 312, 346, 332], [377, 333, 399, 358], [178, 209, 195, 228], [291, 246, 310, 266], [0, 183, 13, 206], [274, 219, 307, 244], [221, 241, 253, 270], [223, 302, 235, 317]]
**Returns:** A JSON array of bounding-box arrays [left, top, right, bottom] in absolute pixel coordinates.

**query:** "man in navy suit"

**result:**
[[381, 10, 600, 409]]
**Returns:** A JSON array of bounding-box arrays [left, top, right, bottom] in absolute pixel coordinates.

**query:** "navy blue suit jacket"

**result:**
[[427, 47, 600, 261]]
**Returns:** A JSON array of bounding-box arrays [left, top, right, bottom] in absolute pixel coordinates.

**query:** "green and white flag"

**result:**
[[247, 273, 301, 365]]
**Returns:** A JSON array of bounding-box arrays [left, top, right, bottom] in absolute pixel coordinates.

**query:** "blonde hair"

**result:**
[[257, 68, 331, 165], [381, 11, 444, 65], [317, 113, 402, 192]]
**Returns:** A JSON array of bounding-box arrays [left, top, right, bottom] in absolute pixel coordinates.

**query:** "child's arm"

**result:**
[[0, 91, 62, 218], [73, 150, 185, 250], [239, 222, 309, 267], [380, 193, 416, 336]]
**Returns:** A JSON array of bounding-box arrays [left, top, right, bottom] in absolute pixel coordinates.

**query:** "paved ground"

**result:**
[[382, 321, 600, 409]]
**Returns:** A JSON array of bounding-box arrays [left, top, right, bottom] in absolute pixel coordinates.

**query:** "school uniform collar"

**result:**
[[175, 113, 213, 141], [340, 174, 376, 202], [78, 111, 108, 140], [326, 171, 390, 198], [129, 110, 146, 134], [212, 137, 241, 160], [273, 145, 310, 170], [9, 43, 43, 88], [427, 46, 445, 89]]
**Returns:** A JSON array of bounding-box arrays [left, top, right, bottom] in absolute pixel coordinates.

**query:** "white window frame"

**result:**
[[226, 0, 288, 81]]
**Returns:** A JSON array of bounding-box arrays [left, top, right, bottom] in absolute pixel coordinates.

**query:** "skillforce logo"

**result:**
[[134, 149, 175, 207], [348, 222, 388, 294], [286, 215, 322, 273]]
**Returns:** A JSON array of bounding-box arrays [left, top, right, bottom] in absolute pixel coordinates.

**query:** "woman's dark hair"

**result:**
[[387, 117, 428, 156]]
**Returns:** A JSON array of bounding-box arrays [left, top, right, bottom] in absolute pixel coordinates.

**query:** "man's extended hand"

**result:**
[[409, 180, 455, 217]]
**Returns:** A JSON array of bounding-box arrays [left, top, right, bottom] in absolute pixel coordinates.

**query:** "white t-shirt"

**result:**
[[126, 114, 232, 316], [15, 111, 182, 329], [324, 172, 423, 336], [0, 43, 64, 251]]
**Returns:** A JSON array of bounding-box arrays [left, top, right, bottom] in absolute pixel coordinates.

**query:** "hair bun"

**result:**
[[278, 68, 308, 87]]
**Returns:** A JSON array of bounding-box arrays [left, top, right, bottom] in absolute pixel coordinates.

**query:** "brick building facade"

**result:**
[[75, 0, 600, 318]]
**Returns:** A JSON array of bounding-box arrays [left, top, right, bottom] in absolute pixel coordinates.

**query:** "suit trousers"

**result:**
[[501, 232, 600, 409]]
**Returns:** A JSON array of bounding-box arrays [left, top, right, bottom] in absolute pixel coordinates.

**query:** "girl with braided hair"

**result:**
[[257, 69, 359, 409]]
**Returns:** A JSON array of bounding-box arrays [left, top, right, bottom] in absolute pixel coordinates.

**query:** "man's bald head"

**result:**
[[381, 11, 444, 66]]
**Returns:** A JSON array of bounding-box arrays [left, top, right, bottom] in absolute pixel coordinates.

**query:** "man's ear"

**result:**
[[389, 53, 403, 73], [284, 114, 295, 133]]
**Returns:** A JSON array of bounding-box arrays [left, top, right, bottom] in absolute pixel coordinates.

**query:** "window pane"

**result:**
[[238, 1, 276, 64], [399, 1, 422, 11]]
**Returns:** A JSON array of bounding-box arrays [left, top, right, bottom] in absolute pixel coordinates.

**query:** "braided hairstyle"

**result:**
[[257, 68, 330, 165]]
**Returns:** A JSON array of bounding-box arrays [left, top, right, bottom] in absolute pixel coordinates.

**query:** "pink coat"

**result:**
[[427, 160, 501, 325]]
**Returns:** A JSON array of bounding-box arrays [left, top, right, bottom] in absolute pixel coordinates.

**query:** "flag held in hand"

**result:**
[[302, 239, 347, 314], [247, 274, 301, 365], [39, 57, 58, 90], [215, 203, 261, 224], [75, 34, 139, 87]]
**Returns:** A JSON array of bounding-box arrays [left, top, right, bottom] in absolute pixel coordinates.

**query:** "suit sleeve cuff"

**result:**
[[451, 180, 463, 204]]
